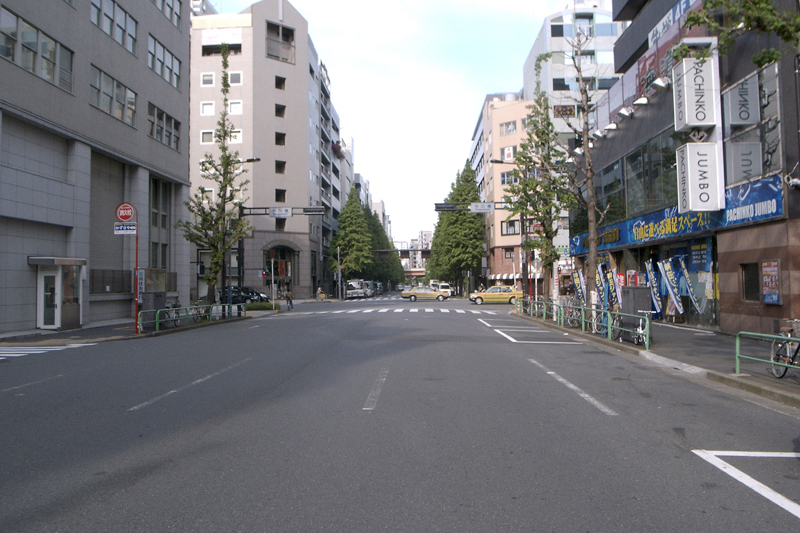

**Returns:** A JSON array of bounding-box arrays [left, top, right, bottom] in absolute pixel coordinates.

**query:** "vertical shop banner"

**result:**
[[761, 260, 780, 304], [645, 261, 662, 313], [658, 260, 684, 314], [606, 270, 621, 311], [678, 257, 702, 313], [595, 265, 606, 306], [572, 271, 586, 304]]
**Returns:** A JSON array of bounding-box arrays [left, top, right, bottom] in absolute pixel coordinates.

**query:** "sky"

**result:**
[[212, 0, 568, 244]]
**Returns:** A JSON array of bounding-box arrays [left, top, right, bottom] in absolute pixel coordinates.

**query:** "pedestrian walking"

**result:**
[[285, 288, 293, 310], [316, 286, 323, 301]]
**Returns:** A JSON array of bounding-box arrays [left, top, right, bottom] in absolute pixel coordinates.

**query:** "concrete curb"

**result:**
[[511, 311, 800, 409]]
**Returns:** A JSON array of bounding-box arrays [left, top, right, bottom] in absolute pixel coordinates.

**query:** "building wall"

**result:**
[[0, 0, 191, 333]]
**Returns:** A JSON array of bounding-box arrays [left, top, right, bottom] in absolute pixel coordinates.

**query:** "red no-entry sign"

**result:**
[[116, 203, 135, 222]]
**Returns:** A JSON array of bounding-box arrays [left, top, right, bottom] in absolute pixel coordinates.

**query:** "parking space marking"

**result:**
[[693, 450, 800, 519], [496, 329, 582, 344], [528, 358, 619, 416]]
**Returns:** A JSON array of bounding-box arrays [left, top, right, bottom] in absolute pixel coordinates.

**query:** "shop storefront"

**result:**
[[570, 174, 784, 328]]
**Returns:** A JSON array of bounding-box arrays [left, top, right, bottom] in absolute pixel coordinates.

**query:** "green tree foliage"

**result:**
[[361, 205, 404, 287], [428, 161, 485, 291], [679, 0, 800, 67], [328, 189, 373, 279], [504, 53, 576, 298], [176, 44, 251, 304]]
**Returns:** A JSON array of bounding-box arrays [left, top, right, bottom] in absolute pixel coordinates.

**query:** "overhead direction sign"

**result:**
[[469, 202, 495, 213], [269, 207, 292, 217]]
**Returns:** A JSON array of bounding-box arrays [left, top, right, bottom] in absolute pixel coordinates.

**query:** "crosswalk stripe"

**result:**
[[378, 308, 390, 313], [456, 310, 466, 314], [441, 309, 450, 313], [0, 343, 96, 358], [394, 309, 403, 313]]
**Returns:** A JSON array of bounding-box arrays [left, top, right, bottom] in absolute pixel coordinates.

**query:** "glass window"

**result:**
[[230, 130, 242, 144], [201, 131, 213, 143], [19, 20, 36, 72], [228, 101, 242, 115], [90, 0, 101, 25], [113, 6, 125, 45], [595, 23, 617, 36], [741, 263, 760, 301], [126, 15, 136, 53], [501, 220, 520, 235], [230, 71, 242, 85], [553, 78, 570, 91], [499, 121, 516, 136], [202, 72, 214, 86], [102, 0, 114, 34], [625, 147, 646, 216], [38, 33, 56, 82], [58, 46, 73, 91], [201, 102, 214, 115], [0, 7, 17, 61]]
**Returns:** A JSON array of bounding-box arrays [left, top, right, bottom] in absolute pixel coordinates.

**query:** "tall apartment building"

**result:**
[[522, 0, 623, 143], [190, 0, 350, 299], [565, 0, 800, 333], [0, 0, 191, 333]]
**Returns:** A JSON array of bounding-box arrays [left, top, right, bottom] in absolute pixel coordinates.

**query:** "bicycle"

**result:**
[[632, 310, 658, 346], [163, 301, 182, 328], [770, 318, 800, 378], [190, 302, 211, 324]]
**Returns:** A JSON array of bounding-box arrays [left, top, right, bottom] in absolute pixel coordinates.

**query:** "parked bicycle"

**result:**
[[190, 302, 211, 324], [592, 306, 622, 340], [632, 310, 658, 346], [770, 318, 800, 378], [162, 301, 182, 328]]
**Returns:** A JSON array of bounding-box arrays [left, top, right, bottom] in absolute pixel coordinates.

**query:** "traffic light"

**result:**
[[262, 270, 267, 278]]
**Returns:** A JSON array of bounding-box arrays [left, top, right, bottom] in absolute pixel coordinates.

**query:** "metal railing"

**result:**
[[735, 331, 799, 374], [137, 303, 246, 333], [517, 298, 652, 350]]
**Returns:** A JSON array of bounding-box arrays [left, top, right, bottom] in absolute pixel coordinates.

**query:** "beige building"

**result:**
[[190, 0, 350, 300]]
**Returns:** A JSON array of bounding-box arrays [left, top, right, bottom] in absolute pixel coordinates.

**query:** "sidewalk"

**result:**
[[513, 311, 800, 410]]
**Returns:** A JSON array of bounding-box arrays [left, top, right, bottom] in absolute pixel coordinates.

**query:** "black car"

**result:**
[[220, 286, 269, 304]]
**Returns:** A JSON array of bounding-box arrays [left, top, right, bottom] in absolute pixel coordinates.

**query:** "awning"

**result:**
[[27, 257, 87, 266]]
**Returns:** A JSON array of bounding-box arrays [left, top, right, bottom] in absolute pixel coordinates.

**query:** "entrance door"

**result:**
[[37, 268, 61, 329]]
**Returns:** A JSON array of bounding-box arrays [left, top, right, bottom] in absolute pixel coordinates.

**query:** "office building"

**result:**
[[0, 0, 191, 332]]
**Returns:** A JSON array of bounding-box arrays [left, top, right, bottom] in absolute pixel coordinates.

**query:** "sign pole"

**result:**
[[115, 203, 139, 334], [134, 207, 139, 334]]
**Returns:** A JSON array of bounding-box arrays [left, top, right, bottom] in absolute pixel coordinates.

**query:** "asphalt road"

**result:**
[[1, 294, 799, 531]]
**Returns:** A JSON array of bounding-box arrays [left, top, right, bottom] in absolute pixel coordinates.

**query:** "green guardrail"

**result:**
[[517, 299, 652, 350], [735, 331, 800, 375], [137, 303, 246, 333]]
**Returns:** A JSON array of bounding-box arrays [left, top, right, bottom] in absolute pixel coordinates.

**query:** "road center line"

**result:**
[[128, 358, 252, 412], [1, 374, 64, 393], [693, 450, 800, 518], [363, 366, 390, 411], [528, 358, 619, 416]]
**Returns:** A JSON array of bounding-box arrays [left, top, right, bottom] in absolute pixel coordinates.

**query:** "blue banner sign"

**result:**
[[606, 270, 621, 311], [645, 260, 662, 313], [572, 270, 586, 304], [596, 265, 606, 305], [658, 260, 684, 315], [570, 175, 784, 256], [679, 257, 702, 313]]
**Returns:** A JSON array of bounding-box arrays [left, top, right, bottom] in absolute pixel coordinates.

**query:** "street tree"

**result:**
[[504, 53, 576, 300], [176, 44, 251, 304], [328, 188, 373, 281], [679, 0, 800, 67], [429, 161, 485, 293], [362, 205, 404, 288]]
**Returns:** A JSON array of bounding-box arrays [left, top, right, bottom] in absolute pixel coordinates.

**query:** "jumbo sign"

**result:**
[[677, 143, 720, 213]]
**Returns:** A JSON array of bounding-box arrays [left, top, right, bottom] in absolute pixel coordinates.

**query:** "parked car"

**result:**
[[401, 286, 449, 302], [220, 286, 268, 304], [469, 285, 520, 305]]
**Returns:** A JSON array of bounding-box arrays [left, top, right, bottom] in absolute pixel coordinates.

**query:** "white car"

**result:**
[[438, 283, 453, 297]]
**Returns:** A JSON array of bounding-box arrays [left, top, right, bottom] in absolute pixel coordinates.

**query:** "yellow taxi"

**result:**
[[401, 286, 449, 302], [469, 285, 521, 305]]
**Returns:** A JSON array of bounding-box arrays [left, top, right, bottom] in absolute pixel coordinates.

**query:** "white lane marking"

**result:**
[[394, 309, 403, 313], [332, 310, 347, 314], [456, 310, 466, 314], [496, 330, 518, 343], [363, 366, 390, 411], [528, 358, 619, 416], [248, 325, 260, 329], [482, 311, 497, 315], [478, 319, 492, 327], [425, 308, 434, 313], [347, 310, 361, 314], [363, 309, 375, 313], [128, 359, 252, 412], [410, 309, 419, 313], [470, 310, 482, 314], [315, 311, 330, 314], [1, 374, 64, 393], [693, 450, 800, 519], [441, 309, 450, 313], [378, 308, 390, 313]]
